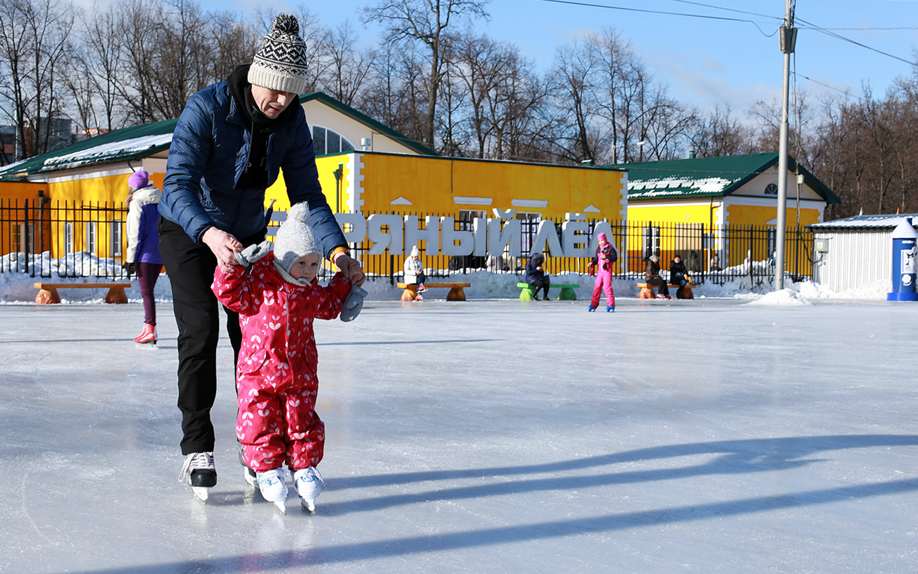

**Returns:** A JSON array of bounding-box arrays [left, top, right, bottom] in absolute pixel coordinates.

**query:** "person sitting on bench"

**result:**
[[644, 254, 670, 299], [669, 254, 691, 288], [525, 252, 551, 301], [404, 245, 427, 294]]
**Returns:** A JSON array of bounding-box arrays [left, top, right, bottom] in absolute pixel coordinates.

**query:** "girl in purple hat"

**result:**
[[125, 169, 163, 344]]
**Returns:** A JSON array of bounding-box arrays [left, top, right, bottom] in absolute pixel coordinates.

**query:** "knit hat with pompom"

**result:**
[[273, 202, 319, 273], [248, 14, 309, 95]]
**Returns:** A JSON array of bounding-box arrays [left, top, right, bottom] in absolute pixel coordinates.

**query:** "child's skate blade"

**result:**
[[301, 498, 316, 514]]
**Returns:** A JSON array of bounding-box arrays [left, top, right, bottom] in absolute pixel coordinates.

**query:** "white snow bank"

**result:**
[[0, 251, 892, 303], [746, 288, 809, 306]]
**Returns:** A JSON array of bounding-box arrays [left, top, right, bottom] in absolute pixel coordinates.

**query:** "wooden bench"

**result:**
[[636, 281, 694, 300], [34, 282, 132, 305], [397, 282, 470, 302], [516, 282, 578, 301]]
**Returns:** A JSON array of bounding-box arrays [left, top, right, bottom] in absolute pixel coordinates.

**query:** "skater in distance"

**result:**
[[123, 169, 163, 344], [160, 13, 365, 501], [587, 233, 617, 313]]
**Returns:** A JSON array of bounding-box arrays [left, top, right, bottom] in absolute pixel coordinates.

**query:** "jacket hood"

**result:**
[[130, 185, 161, 206]]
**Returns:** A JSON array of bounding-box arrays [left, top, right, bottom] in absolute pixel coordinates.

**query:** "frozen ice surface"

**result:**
[[0, 298, 917, 573]]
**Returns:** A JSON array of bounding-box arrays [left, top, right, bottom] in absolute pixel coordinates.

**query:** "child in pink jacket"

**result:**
[[588, 233, 617, 313], [211, 203, 353, 513]]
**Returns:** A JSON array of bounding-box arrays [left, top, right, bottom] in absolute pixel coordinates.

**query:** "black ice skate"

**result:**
[[179, 452, 216, 502]]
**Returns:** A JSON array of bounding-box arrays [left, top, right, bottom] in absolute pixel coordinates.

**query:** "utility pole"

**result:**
[[775, 0, 797, 289]]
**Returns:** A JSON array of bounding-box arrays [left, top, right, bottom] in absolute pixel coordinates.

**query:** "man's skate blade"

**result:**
[[192, 486, 209, 502]]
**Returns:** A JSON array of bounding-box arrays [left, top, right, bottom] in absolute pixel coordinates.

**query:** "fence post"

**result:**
[[24, 199, 31, 277]]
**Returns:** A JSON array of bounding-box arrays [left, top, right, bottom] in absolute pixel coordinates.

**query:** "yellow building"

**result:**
[[0, 92, 434, 260], [617, 153, 840, 273]]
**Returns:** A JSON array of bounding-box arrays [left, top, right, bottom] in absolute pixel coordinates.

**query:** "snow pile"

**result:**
[[746, 288, 809, 306], [0, 251, 172, 303], [793, 279, 887, 301], [0, 251, 892, 303]]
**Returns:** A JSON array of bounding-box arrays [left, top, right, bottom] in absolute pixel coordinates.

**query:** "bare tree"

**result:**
[[80, 6, 124, 131], [688, 105, 751, 158], [0, 0, 71, 158], [551, 40, 600, 163], [322, 21, 375, 105], [365, 0, 488, 148]]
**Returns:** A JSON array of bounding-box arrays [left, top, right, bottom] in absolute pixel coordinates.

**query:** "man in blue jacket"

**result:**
[[159, 13, 364, 499]]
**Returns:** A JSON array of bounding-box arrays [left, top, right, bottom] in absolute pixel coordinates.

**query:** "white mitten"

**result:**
[[234, 240, 273, 268]]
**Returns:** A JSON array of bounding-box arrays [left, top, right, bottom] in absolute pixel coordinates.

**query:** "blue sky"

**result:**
[[199, 0, 918, 115]]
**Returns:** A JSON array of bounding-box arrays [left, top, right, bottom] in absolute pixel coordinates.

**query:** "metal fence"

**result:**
[[1, 200, 815, 286]]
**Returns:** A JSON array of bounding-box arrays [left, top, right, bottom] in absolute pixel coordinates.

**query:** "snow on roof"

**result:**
[[627, 176, 736, 197], [810, 213, 918, 231], [42, 133, 173, 171]]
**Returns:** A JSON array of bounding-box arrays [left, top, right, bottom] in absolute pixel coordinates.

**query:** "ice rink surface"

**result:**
[[1, 297, 916, 573]]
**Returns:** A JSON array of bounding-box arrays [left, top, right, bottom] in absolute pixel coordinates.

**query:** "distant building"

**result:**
[[0, 125, 15, 166]]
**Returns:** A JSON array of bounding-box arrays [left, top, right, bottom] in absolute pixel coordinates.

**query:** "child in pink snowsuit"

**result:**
[[588, 233, 617, 312], [211, 203, 351, 513]]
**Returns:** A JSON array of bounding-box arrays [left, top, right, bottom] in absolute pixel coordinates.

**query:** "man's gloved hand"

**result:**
[[122, 261, 136, 276], [234, 240, 273, 268], [340, 285, 368, 322]]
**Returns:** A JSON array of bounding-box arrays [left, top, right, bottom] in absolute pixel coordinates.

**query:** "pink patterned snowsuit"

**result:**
[[590, 235, 617, 309], [211, 254, 351, 472]]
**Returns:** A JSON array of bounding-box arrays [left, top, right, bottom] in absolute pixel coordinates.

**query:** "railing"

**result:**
[[1, 200, 815, 286]]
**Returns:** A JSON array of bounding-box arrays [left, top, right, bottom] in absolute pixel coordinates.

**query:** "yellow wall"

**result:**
[[627, 201, 720, 226], [264, 153, 352, 213], [725, 203, 821, 228], [356, 152, 625, 220], [722, 203, 820, 271]]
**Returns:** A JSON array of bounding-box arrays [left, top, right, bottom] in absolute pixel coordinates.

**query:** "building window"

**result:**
[[458, 210, 485, 232], [86, 222, 97, 254], [111, 221, 122, 257], [642, 225, 661, 258], [312, 126, 354, 155], [64, 223, 73, 254], [516, 212, 541, 255], [14, 223, 34, 253]]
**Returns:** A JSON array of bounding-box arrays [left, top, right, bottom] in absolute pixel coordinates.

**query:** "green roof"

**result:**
[[0, 91, 434, 180], [614, 152, 840, 204], [0, 119, 176, 180]]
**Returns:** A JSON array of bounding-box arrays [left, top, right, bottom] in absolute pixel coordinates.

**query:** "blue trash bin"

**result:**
[[888, 217, 918, 302]]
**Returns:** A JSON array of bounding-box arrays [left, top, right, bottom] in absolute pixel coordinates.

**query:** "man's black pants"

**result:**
[[158, 218, 264, 455]]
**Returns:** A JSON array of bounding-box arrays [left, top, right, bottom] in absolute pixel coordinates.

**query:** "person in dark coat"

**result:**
[[160, 13, 365, 499], [669, 254, 690, 287], [644, 254, 670, 299], [525, 252, 551, 300]]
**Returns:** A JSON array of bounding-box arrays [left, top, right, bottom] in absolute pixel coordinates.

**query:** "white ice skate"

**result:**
[[256, 468, 290, 514], [179, 452, 216, 502], [294, 467, 326, 513]]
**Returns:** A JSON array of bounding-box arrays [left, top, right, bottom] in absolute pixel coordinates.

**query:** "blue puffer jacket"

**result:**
[[160, 81, 346, 256]]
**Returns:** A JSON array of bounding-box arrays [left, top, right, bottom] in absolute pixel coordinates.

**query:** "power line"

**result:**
[[539, 0, 918, 66], [798, 74, 853, 99], [667, 0, 918, 31], [665, 0, 781, 22], [795, 16, 918, 67], [538, 0, 780, 37]]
